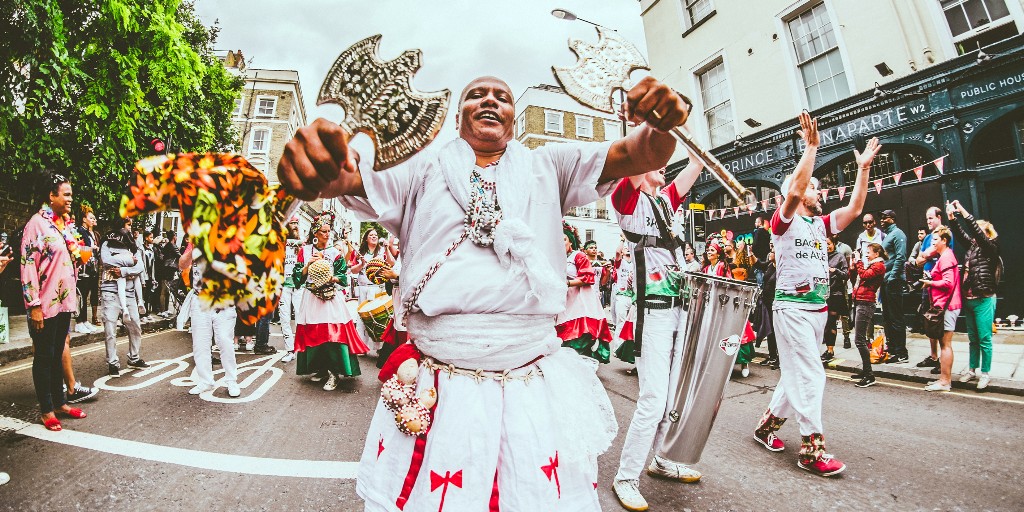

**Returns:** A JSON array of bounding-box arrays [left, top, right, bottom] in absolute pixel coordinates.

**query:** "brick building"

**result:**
[[515, 84, 625, 256]]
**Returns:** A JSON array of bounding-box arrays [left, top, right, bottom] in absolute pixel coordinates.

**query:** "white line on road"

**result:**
[[823, 371, 1024, 405], [0, 414, 359, 479]]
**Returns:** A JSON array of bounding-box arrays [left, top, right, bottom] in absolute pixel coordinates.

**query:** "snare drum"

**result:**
[[358, 293, 394, 344]]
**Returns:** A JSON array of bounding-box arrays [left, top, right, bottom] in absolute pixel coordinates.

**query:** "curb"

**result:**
[[752, 349, 1024, 397], [0, 318, 176, 366]]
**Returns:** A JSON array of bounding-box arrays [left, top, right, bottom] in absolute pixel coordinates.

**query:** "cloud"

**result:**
[[196, 0, 647, 138]]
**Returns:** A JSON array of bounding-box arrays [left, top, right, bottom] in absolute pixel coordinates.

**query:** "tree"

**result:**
[[0, 0, 243, 221]]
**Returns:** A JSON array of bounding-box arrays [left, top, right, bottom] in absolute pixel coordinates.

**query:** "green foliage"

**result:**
[[0, 0, 243, 222]]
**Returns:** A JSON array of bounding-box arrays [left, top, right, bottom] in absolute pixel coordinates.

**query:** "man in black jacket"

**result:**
[[751, 216, 771, 286], [155, 231, 180, 317]]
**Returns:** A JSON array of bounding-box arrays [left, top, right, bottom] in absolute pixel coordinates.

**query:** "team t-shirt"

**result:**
[[611, 180, 684, 297], [770, 208, 836, 309]]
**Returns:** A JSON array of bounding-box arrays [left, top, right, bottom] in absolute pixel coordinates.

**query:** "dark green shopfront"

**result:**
[[672, 34, 1024, 320]]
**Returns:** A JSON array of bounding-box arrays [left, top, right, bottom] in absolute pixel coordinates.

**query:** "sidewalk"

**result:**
[[754, 327, 1024, 396], [0, 313, 174, 366]]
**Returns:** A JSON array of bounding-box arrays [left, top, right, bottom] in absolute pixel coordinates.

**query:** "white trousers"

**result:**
[[611, 294, 633, 351], [615, 306, 686, 482], [767, 307, 827, 435], [278, 286, 302, 352], [189, 301, 238, 386]]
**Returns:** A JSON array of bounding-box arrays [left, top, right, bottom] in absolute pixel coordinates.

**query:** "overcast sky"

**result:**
[[195, 0, 648, 142]]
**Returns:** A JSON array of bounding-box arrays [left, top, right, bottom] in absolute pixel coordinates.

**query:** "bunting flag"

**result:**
[[774, 195, 783, 207], [873, 179, 883, 194], [732, 206, 740, 217], [933, 156, 945, 174], [707, 210, 715, 220], [760, 199, 769, 211], [820, 189, 829, 201], [838, 186, 847, 201], [914, 166, 924, 181], [893, 172, 903, 185]]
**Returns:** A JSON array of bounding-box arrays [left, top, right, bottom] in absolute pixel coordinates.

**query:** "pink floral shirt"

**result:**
[[21, 207, 79, 319]]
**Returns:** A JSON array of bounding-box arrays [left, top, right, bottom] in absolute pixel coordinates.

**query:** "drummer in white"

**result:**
[[752, 112, 880, 477], [610, 140, 704, 511]]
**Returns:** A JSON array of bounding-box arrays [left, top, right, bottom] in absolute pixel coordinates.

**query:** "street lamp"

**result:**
[[550, 8, 616, 31]]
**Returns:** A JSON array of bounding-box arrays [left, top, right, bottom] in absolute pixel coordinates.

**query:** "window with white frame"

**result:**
[[684, 0, 714, 27], [576, 115, 593, 138], [232, 97, 244, 117], [545, 110, 563, 134], [787, 3, 851, 110], [604, 120, 620, 139], [939, 0, 1018, 55], [256, 96, 277, 117], [516, 112, 526, 138], [250, 128, 270, 153], [697, 60, 735, 148], [585, 229, 594, 242]]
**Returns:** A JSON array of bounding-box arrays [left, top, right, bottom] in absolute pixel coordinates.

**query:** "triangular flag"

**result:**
[[873, 179, 883, 194], [820, 189, 829, 201], [838, 186, 847, 201], [747, 202, 757, 212], [774, 195, 783, 207], [934, 157, 945, 174], [707, 210, 714, 220], [761, 199, 769, 211], [733, 206, 739, 217], [893, 172, 903, 185], [914, 166, 924, 180]]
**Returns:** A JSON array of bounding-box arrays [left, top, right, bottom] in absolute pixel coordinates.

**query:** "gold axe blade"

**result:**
[[552, 27, 649, 114], [318, 34, 450, 171]]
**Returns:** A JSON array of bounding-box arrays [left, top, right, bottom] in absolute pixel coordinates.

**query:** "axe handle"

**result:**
[[651, 111, 753, 204]]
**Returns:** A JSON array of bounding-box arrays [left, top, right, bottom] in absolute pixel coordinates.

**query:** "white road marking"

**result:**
[[0, 414, 359, 479], [823, 371, 1024, 405]]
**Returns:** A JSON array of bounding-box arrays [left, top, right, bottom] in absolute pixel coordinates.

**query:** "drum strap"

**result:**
[[623, 193, 682, 358]]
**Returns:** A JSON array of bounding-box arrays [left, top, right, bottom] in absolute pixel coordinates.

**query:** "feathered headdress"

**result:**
[[563, 220, 581, 251]]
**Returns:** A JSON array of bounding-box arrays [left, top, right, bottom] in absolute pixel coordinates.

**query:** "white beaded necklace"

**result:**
[[464, 161, 501, 247]]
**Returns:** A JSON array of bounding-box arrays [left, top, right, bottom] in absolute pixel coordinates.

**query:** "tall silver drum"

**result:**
[[656, 271, 759, 465]]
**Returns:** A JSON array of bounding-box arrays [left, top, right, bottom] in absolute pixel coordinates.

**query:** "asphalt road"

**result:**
[[0, 327, 1022, 511]]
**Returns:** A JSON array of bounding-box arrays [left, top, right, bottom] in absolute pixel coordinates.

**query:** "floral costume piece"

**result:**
[[555, 250, 613, 363], [293, 244, 368, 377], [21, 205, 80, 319], [120, 153, 293, 325]]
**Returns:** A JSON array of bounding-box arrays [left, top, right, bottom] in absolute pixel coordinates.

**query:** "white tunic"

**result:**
[[340, 140, 615, 317]]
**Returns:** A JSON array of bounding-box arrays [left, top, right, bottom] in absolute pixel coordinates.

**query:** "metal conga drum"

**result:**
[[656, 271, 759, 465]]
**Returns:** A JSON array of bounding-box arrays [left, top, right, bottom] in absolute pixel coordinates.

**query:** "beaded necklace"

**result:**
[[464, 161, 501, 247]]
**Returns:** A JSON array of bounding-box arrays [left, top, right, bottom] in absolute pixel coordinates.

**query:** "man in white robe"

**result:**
[[278, 75, 691, 512]]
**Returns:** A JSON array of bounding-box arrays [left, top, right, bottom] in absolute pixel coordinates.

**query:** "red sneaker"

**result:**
[[753, 431, 785, 452], [797, 454, 846, 477]]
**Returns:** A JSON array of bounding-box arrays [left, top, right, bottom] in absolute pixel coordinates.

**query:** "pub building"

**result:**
[[671, 34, 1024, 320]]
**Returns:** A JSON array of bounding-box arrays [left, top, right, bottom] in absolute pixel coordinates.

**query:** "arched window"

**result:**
[[971, 110, 1024, 167], [815, 146, 938, 189]]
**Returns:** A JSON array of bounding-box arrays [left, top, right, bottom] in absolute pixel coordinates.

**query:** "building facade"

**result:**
[[641, 0, 1024, 317], [220, 50, 358, 244], [515, 84, 625, 256]]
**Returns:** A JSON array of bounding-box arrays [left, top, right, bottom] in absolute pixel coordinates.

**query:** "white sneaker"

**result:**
[[189, 384, 215, 395], [281, 352, 295, 363], [958, 368, 976, 383], [310, 373, 326, 382], [924, 381, 951, 392], [976, 373, 991, 390], [74, 323, 87, 334], [741, 365, 750, 378], [612, 479, 649, 511], [90, 323, 103, 333], [245, 339, 255, 351], [646, 456, 702, 483], [323, 373, 338, 391], [0, 471, 9, 486], [227, 382, 241, 398]]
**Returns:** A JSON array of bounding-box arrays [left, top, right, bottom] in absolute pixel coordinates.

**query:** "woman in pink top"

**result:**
[[20, 172, 88, 430], [920, 226, 961, 392]]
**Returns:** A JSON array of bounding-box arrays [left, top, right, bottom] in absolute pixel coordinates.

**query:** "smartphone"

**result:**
[[0, 245, 11, 257]]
